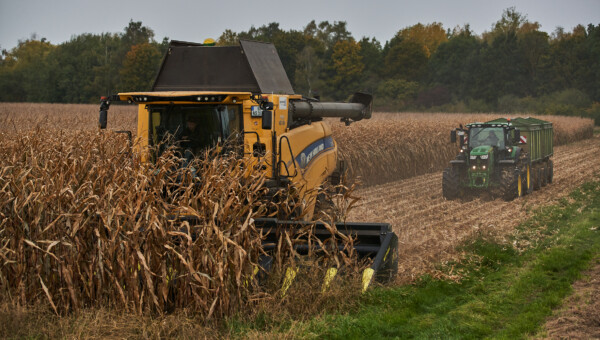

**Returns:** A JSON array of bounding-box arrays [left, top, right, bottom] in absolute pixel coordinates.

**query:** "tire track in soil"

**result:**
[[347, 135, 600, 283]]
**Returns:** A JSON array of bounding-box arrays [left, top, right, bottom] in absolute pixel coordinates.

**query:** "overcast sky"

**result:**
[[1, 0, 599, 50]]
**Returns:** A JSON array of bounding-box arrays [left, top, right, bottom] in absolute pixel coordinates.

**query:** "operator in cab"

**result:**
[[484, 130, 500, 146], [180, 115, 209, 158]]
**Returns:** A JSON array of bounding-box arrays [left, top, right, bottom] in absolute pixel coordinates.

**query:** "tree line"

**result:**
[[1, 8, 599, 123]]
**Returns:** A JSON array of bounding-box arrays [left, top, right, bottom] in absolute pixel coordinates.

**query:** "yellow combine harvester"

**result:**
[[99, 39, 397, 290]]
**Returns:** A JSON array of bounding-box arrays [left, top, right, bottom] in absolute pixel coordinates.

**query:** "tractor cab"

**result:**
[[468, 126, 506, 149], [456, 122, 520, 189]]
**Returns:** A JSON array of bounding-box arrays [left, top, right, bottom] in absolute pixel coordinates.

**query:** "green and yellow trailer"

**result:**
[[443, 117, 553, 200]]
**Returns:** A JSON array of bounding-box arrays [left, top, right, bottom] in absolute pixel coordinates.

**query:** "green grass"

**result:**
[[231, 176, 600, 339]]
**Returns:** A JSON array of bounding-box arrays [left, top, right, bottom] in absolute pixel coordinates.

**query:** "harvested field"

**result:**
[[348, 133, 600, 283]]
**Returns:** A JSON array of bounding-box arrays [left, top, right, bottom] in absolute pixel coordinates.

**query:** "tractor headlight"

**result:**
[[482, 165, 486, 170], [472, 165, 476, 170], [480, 154, 488, 160]]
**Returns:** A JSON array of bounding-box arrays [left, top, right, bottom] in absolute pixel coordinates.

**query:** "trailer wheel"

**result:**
[[442, 167, 461, 200], [499, 167, 520, 201], [533, 166, 542, 190], [524, 162, 534, 194], [547, 160, 554, 184], [540, 165, 548, 187]]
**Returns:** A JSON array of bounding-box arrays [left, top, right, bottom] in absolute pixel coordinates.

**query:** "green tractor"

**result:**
[[443, 117, 554, 201]]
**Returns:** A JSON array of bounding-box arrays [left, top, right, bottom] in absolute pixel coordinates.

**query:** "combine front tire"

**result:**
[[442, 167, 461, 200]]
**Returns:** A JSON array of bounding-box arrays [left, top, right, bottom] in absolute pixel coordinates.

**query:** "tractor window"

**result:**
[[149, 104, 242, 158], [469, 127, 505, 148]]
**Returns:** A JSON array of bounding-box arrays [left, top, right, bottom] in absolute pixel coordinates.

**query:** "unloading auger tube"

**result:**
[[288, 92, 373, 124]]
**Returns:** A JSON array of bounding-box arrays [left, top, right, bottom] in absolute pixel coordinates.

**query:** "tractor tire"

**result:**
[[547, 160, 554, 184], [442, 167, 461, 200], [540, 165, 548, 187], [533, 166, 542, 190], [499, 167, 521, 201]]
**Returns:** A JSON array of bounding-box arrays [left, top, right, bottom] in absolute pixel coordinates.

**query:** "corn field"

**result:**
[[0, 103, 595, 319], [0, 130, 268, 316], [0, 126, 357, 319]]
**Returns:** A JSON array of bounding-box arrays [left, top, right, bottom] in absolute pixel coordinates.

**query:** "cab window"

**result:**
[[148, 104, 242, 158]]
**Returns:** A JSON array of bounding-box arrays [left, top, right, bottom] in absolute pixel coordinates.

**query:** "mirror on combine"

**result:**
[[99, 97, 109, 129], [260, 101, 274, 111]]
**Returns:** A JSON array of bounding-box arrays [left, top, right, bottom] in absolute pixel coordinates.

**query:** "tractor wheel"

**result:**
[[524, 162, 534, 195], [518, 155, 533, 195], [533, 166, 542, 190], [547, 160, 554, 184], [442, 167, 461, 200], [499, 167, 520, 201], [540, 165, 548, 187]]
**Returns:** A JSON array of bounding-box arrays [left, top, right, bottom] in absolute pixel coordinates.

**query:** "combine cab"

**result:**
[[443, 117, 554, 200], [99, 40, 398, 291]]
